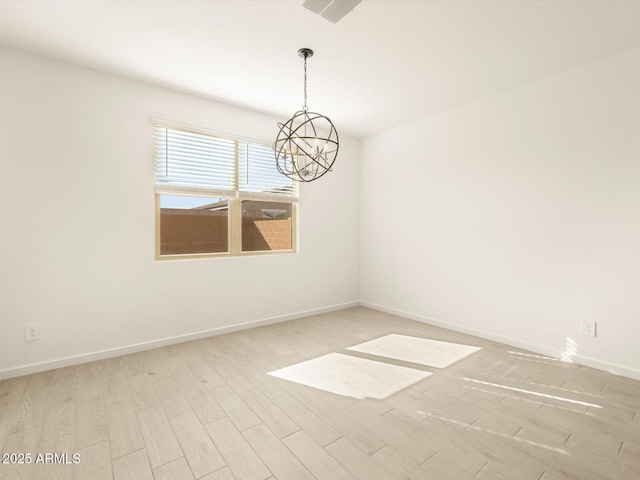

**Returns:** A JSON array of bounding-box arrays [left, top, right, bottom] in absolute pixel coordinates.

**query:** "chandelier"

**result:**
[[275, 48, 339, 182]]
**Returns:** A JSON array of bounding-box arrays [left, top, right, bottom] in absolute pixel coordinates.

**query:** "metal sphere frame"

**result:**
[[275, 48, 339, 183]]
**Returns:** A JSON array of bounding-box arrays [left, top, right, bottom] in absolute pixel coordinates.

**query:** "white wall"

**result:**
[[0, 46, 360, 378], [361, 47, 640, 378]]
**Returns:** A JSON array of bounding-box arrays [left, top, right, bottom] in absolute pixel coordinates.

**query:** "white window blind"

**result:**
[[239, 142, 297, 197], [154, 124, 297, 200], [154, 127, 236, 194]]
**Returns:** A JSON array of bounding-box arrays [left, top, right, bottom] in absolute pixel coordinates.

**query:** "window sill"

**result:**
[[155, 250, 297, 262]]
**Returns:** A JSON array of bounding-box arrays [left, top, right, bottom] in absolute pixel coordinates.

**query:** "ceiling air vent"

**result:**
[[302, 0, 363, 24]]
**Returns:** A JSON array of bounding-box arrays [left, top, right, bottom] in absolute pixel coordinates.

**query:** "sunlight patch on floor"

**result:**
[[268, 352, 432, 400], [508, 351, 559, 361], [431, 416, 570, 455], [463, 377, 602, 409], [347, 334, 481, 368]]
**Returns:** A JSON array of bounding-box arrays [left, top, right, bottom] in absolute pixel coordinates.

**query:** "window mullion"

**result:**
[[229, 197, 242, 255], [233, 140, 240, 192]]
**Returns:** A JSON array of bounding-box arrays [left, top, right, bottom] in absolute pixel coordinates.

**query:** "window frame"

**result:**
[[153, 119, 298, 261]]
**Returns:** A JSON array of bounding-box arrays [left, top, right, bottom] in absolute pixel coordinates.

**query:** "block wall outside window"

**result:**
[[242, 201, 292, 252], [159, 195, 229, 255]]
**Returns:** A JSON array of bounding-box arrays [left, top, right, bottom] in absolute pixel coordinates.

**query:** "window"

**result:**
[[154, 120, 297, 259], [159, 195, 228, 255], [242, 201, 293, 252]]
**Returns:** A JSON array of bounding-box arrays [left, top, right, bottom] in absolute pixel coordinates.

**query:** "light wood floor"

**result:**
[[1, 307, 639, 480]]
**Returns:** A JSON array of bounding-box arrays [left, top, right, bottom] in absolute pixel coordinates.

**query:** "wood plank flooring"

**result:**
[[1, 306, 639, 479]]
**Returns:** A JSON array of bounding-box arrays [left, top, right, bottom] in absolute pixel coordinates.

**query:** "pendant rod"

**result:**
[[298, 48, 313, 112]]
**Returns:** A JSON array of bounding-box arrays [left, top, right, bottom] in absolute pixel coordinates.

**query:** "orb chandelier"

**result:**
[[275, 48, 339, 183]]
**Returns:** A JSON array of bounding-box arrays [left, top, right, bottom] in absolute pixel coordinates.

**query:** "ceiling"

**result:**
[[1, 0, 640, 137]]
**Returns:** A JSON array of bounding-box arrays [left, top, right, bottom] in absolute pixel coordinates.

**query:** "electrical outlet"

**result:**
[[25, 323, 39, 342], [582, 321, 596, 337]]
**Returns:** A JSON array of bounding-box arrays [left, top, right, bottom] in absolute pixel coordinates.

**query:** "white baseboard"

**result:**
[[360, 301, 640, 382], [0, 301, 359, 380]]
